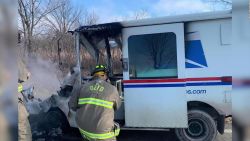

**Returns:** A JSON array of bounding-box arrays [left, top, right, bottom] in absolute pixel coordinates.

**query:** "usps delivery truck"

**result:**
[[26, 7, 234, 141], [26, 0, 250, 140], [71, 10, 233, 141]]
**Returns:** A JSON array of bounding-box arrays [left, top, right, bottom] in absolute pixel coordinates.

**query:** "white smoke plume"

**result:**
[[25, 56, 63, 100]]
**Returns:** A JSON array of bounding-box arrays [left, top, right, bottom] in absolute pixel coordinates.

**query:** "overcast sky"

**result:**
[[71, 0, 231, 23]]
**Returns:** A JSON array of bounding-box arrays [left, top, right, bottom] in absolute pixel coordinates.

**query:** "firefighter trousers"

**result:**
[[18, 101, 32, 141]]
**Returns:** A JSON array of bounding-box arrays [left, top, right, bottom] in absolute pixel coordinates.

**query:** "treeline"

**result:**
[[18, 0, 124, 75]]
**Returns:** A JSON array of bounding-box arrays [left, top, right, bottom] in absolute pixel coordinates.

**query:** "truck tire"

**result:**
[[175, 109, 217, 141]]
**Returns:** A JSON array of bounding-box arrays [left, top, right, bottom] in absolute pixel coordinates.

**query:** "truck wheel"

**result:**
[[175, 110, 217, 141]]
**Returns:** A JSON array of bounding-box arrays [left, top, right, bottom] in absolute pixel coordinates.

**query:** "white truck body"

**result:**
[[119, 11, 232, 128], [64, 11, 234, 130], [69, 6, 247, 140]]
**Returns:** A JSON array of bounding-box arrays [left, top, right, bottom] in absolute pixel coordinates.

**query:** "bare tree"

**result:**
[[43, 1, 100, 67], [45, 0, 99, 34], [132, 9, 150, 20], [213, 0, 232, 5], [18, 0, 60, 55], [83, 10, 99, 25], [44, 0, 82, 34], [205, 0, 232, 10]]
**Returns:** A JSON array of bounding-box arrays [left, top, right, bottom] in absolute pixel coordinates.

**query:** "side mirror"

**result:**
[[115, 80, 124, 100]]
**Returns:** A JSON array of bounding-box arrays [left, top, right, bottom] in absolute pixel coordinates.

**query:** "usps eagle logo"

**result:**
[[185, 32, 208, 68]]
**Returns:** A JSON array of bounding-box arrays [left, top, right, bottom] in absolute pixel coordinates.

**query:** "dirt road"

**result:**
[[117, 118, 232, 141], [35, 123, 232, 141], [118, 123, 232, 141], [216, 123, 232, 141]]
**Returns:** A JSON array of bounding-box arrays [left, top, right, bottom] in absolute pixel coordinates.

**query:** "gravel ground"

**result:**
[[216, 123, 232, 141], [118, 124, 232, 141], [35, 120, 232, 141], [47, 123, 231, 141], [117, 118, 232, 141]]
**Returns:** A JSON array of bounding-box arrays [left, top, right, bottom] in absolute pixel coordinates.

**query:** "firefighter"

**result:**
[[18, 59, 32, 141], [0, 58, 11, 141], [69, 65, 121, 141]]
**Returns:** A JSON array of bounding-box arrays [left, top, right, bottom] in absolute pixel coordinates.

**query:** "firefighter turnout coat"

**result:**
[[69, 78, 121, 140], [18, 59, 32, 141]]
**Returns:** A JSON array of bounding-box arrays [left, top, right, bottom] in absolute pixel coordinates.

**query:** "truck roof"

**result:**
[[121, 10, 232, 27], [75, 10, 231, 37]]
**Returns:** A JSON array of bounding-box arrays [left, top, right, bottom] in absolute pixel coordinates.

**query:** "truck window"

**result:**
[[128, 32, 177, 79]]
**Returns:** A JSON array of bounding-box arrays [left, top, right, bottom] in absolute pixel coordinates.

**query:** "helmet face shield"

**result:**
[[94, 71, 105, 77]]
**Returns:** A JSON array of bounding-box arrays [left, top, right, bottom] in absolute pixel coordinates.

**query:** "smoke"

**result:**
[[25, 56, 63, 100]]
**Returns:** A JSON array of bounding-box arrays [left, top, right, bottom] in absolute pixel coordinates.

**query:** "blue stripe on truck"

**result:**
[[124, 82, 231, 88]]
